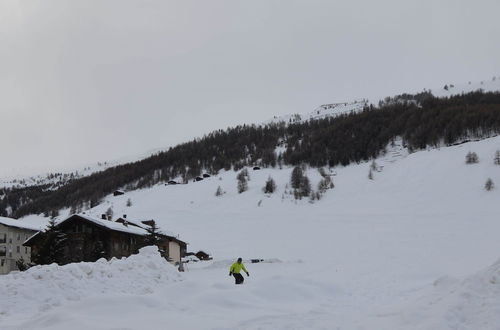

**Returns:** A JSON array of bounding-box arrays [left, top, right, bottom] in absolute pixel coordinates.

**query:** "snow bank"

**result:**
[[0, 246, 182, 318], [398, 257, 500, 330]]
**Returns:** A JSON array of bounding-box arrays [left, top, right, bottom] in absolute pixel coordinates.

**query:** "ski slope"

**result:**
[[3, 135, 500, 329]]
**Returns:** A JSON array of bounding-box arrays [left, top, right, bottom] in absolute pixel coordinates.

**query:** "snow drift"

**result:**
[[391, 257, 500, 330], [0, 246, 182, 319]]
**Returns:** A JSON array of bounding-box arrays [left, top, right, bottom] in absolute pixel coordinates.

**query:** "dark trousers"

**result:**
[[233, 273, 244, 284]]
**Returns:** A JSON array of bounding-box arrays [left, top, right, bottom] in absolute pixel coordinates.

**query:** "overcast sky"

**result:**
[[1, 0, 499, 177]]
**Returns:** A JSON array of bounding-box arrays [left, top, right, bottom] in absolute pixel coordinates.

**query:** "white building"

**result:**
[[0, 217, 43, 275]]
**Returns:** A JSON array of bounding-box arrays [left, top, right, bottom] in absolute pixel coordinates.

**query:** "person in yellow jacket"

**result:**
[[229, 257, 250, 284]]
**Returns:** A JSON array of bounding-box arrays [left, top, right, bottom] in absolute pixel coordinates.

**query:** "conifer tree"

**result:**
[[299, 175, 311, 197], [318, 176, 334, 193], [494, 150, 500, 165], [291, 166, 304, 190], [263, 176, 277, 194], [465, 152, 479, 164], [144, 220, 161, 246], [485, 178, 494, 191], [290, 166, 311, 199], [32, 218, 67, 265], [237, 170, 248, 193], [215, 186, 224, 196]]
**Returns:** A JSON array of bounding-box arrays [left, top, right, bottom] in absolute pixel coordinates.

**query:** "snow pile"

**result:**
[[396, 257, 500, 330], [0, 246, 182, 318]]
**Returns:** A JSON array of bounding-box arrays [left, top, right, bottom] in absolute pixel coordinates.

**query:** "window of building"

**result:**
[[25, 246, 28, 254], [0, 259, 4, 267], [16, 246, 20, 253], [17, 233, 21, 241]]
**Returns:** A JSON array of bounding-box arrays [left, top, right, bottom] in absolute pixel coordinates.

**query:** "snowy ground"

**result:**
[[3, 135, 500, 329]]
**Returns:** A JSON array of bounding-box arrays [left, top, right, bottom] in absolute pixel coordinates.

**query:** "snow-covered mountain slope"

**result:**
[[2, 75, 499, 189], [432, 75, 500, 98], [7, 135, 500, 330], [0, 147, 167, 189], [264, 99, 368, 124], [265, 76, 500, 125]]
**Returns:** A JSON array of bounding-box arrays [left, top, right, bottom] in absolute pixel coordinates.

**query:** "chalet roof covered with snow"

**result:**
[[23, 214, 187, 246], [66, 214, 148, 236]]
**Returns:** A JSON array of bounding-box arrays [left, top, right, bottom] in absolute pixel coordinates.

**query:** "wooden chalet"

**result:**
[[24, 214, 187, 265]]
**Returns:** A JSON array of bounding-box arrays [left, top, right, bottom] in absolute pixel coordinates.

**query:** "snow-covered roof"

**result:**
[[0, 216, 44, 231], [25, 214, 186, 244], [114, 217, 178, 238], [61, 214, 148, 236], [22, 214, 187, 246]]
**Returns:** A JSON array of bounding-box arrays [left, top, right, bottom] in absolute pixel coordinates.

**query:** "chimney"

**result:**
[[123, 214, 127, 219], [101, 214, 107, 220]]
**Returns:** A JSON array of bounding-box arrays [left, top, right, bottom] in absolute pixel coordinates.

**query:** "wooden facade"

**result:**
[[25, 215, 187, 265]]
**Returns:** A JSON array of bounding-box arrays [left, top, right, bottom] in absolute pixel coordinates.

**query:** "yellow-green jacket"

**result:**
[[230, 262, 248, 274]]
